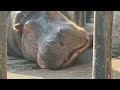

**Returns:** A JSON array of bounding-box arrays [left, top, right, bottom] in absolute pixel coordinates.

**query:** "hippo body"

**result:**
[[7, 11, 91, 70]]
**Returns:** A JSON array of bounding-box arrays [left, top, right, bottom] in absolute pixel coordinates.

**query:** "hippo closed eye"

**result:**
[[7, 11, 92, 70]]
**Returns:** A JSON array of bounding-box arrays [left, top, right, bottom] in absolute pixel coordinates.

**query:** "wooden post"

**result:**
[[92, 11, 113, 79], [0, 11, 7, 79]]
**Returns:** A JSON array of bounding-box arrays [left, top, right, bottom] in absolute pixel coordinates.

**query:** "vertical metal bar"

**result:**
[[92, 11, 113, 79]]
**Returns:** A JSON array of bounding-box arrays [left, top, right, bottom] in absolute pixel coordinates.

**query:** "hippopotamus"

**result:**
[[7, 11, 92, 70]]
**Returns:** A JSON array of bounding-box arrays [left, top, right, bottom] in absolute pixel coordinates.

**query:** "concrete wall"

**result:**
[[66, 11, 120, 56], [112, 11, 120, 56], [65, 11, 93, 35]]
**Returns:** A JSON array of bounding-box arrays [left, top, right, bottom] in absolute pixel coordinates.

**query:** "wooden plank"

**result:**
[[0, 11, 7, 79], [92, 11, 113, 79]]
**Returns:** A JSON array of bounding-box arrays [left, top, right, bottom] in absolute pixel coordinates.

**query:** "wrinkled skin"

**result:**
[[7, 11, 92, 70]]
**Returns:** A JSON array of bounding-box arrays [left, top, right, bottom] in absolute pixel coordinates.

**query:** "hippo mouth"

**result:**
[[36, 40, 90, 69], [60, 39, 90, 69]]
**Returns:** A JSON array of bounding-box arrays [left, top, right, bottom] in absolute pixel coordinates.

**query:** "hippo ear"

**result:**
[[12, 11, 25, 31], [13, 23, 22, 31]]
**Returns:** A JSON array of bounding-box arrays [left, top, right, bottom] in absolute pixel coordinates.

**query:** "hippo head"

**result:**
[[13, 11, 91, 70]]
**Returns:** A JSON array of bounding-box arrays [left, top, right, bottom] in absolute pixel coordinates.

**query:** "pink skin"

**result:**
[[37, 53, 46, 69]]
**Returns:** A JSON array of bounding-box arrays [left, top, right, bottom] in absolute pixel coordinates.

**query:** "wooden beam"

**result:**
[[92, 11, 113, 79], [0, 11, 7, 79]]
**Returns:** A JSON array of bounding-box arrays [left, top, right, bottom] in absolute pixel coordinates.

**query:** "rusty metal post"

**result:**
[[92, 11, 113, 79]]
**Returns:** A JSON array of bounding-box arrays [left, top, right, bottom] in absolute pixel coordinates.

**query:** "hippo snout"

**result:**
[[38, 27, 90, 70]]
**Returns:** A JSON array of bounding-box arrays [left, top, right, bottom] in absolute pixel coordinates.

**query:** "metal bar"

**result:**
[[92, 11, 113, 79]]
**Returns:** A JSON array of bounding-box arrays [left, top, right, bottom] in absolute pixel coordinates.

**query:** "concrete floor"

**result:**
[[7, 55, 92, 79], [7, 48, 120, 79]]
